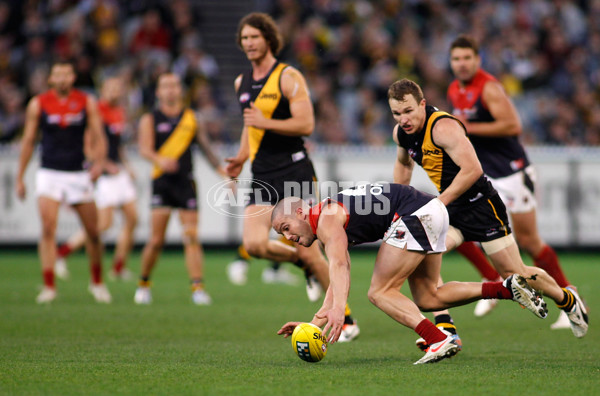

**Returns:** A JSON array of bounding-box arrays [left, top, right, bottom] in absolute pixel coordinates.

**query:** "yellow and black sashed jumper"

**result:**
[[395, 105, 511, 242]]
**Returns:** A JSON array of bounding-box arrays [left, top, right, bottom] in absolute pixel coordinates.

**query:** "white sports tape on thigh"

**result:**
[[481, 234, 516, 255], [446, 226, 464, 247]]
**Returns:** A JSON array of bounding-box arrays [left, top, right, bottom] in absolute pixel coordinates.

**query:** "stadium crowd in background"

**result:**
[[0, 0, 598, 146]]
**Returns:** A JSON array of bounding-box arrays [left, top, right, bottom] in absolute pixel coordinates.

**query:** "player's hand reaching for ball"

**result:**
[[277, 322, 302, 338], [316, 306, 345, 344]]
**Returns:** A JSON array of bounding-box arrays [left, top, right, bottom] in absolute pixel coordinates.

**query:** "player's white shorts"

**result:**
[[383, 198, 448, 253], [36, 168, 94, 205], [488, 165, 537, 214], [95, 169, 137, 209]]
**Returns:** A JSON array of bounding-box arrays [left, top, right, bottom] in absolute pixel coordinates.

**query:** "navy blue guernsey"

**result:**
[[309, 184, 435, 246], [98, 100, 126, 163], [38, 89, 88, 171]]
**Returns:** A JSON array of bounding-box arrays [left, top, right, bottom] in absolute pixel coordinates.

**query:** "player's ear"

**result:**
[[296, 206, 308, 219]]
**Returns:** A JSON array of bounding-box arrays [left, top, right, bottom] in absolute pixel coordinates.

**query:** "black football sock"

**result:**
[[434, 314, 457, 335]]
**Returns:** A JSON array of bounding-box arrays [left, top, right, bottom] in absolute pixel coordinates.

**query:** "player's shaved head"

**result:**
[[271, 196, 305, 227]]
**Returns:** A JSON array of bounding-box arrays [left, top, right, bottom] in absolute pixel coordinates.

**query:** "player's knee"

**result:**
[[367, 286, 384, 307], [296, 249, 323, 268], [514, 234, 541, 256], [414, 297, 438, 312], [127, 212, 138, 229], [87, 232, 101, 245], [40, 221, 57, 239], [244, 241, 266, 258], [182, 227, 198, 246], [98, 218, 113, 233], [149, 235, 165, 250]]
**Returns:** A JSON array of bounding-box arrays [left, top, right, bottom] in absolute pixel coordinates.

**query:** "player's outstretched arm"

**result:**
[[314, 205, 351, 343]]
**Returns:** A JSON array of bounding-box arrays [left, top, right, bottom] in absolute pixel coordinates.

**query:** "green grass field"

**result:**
[[0, 248, 598, 396]]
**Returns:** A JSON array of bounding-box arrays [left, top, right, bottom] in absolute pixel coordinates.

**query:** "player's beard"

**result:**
[[54, 85, 72, 97]]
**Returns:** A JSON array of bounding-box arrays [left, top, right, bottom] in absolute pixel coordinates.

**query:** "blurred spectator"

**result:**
[[129, 9, 171, 55], [0, 0, 599, 146], [0, 85, 24, 143], [172, 32, 219, 85], [263, 0, 600, 146]]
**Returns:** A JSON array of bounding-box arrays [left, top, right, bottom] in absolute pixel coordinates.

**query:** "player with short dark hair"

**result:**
[[16, 61, 111, 303], [387, 78, 588, 339], [273, 183, 547, 365], [447, 34, 582, 328]]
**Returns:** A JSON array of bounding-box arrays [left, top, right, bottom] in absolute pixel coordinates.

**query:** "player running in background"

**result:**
[[227, 245, 303, 287], [273, 183, 547, 365], [16, 61, 111, 303], [225, 12, 357, 340], [134, 72, 224, 306], [447, 34, 582, 328], [55, 76, 138, 281], [388, 78, 588, 340], [227, 243, 322, 301]]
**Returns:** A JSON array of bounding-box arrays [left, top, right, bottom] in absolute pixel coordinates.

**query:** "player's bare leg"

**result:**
[[72, 201, 111, 303], [140, 208, 171, 278], [36, 197, 61, 302], [179, 209, 203, 280], [55, 206, 112, 279], [296, 243, 329, 289], [510, 208, 585, 336], [409, 254, 485, 311], [369, 245, 461, 364], [484, 239, 563, 302], [179, 209, 211, 305], [445, 229, 495, 317], [485, 237, 587, 337], [414, 276, 461, 351], [368, 246, 433, 327], [511, 210, 544, 256], [242, 205, 298, 262], [111, 201, 137, 279], [511, 210, 571, 287], [135, 208, 170, 304]]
